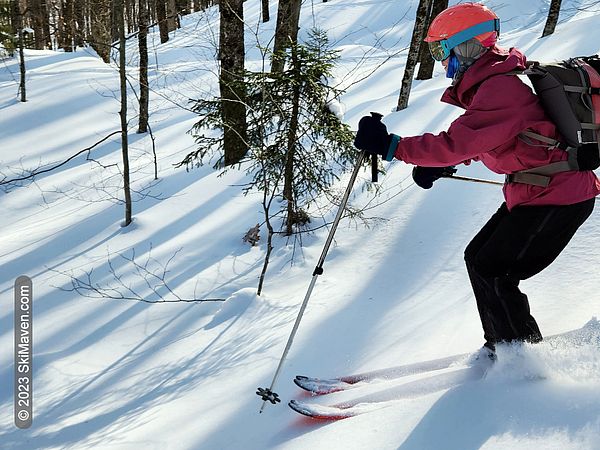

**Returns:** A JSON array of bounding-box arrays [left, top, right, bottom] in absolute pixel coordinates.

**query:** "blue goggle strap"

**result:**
[[440, 19, 500, 57]]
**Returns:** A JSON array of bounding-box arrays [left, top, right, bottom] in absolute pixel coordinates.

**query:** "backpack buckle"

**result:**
[[505, 172, 551, 187]]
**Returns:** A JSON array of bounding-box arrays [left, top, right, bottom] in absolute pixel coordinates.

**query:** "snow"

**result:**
[[1, 0, 600, 449]]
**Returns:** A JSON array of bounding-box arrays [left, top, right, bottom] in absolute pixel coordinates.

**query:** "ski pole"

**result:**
[[370, 112, 383, 183], [256, 150, 369, 413], [441, 173, 503, 186]]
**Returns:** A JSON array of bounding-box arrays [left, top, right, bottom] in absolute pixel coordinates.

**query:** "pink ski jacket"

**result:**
[[393, 46, 600, 210]]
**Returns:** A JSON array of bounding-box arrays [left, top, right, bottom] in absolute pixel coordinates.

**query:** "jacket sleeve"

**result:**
[[393, 75, 539, 167]]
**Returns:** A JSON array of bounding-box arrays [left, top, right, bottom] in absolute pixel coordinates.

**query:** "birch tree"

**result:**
[[542, 0, 562, 37], [396, 0, 432, 110], [416, 0, 447, 80]]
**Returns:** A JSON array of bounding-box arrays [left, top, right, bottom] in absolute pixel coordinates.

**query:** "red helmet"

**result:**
[[425, 2, 499, 47]]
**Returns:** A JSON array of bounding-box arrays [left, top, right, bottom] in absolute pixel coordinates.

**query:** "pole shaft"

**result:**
[[259, 273, 318, 413], [442, 174, 503, 186], [259, 152, 367, 412], [315, 152, 366, 269]]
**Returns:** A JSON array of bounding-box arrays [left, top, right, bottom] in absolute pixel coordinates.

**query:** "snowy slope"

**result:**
[[0, 0, 600, 449]]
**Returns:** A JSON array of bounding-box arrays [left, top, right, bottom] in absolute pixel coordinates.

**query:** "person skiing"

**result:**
[[353, 2, 600, 357]]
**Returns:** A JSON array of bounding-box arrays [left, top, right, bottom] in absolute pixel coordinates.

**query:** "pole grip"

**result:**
[[369, 112, 383, 183], [371, 154, 378, 183]]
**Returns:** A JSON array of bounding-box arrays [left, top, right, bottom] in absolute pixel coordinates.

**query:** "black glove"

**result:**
[[354, 114, 400, 161], [576, 143, 600, 171], [412, 166, 457, 189]]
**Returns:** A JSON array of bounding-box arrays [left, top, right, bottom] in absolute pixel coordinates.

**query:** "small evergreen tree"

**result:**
[[182, 29, 360, 294], [181, 28, 357, 236]]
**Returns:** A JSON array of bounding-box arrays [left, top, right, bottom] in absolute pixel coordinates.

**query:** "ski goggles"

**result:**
[[428, 19, 500, 61]]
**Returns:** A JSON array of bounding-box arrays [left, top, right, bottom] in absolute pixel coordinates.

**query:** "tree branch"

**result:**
[[0, 131, 120, 186]]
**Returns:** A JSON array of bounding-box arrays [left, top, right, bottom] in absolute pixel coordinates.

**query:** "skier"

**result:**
[[354, 2, 600, 358]]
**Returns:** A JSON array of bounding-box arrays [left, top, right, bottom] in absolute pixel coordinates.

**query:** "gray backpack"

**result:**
[[509, 55, 600, 187]]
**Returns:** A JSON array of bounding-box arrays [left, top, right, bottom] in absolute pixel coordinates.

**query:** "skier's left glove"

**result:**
[[576, 142, 600, 171], [412, 166, 457, 189], [354, 115, 400, 161]]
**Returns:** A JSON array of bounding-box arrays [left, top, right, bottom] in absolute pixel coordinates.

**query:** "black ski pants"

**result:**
[[464, 197, 595, 345]]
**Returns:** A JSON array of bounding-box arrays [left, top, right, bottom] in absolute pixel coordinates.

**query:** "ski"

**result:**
[[289, 318, 600, 420], [290, 364, 489, 420], [294, 352, 471, 395], [293, 318, 600, 396]]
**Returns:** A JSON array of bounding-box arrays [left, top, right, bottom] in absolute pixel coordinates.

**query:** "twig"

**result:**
[[53, 246, 227, 303], [0, 131, 120, 185]]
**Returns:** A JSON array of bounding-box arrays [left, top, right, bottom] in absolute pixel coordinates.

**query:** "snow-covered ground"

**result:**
[[1, 1, 599, 448]]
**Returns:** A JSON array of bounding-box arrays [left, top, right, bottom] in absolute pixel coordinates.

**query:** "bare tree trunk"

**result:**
[[261, 0, 269, 22], [396, 0, 432, 111], [9, 0, 19, 36], [40, 0, 50, 47], [138, 0, 149, 133], [167, 0, 177, 31], [115, 0, 132, 226], [147, 0, 156, 24], [125, 0, 133, 33], [28, 0, 43, 49], [177, 0, 189, 15], [219, 0, 247, 166], [90, 0, 112, 62], [12, 0, 27, 94], [271, 0, 301, 72], [416, 0, 447, 80], [57, 0, 65, 49], [62, 0, 75, 51], [283, 45, 300, 235], [155, 0, 169, 43], [19, 30, 27, 102], [542, 0, 562, 37], [110, 0, 119, 41], [73, 0, 86, 47], [257, 192, 274, 296]]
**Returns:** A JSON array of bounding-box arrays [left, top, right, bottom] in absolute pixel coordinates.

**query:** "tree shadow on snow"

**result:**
[[0, 292, 292, 449]]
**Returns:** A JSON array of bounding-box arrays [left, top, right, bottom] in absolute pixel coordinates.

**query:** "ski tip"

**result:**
[[288, 399, 312, 417], [293, 378, 303, 390], [294, 376, 348, 395], [293, 377, 332, 395], [288, 400, 353, 421]]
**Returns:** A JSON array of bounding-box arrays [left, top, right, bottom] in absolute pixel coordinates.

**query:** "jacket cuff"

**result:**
[[385, 134, 401, 161]]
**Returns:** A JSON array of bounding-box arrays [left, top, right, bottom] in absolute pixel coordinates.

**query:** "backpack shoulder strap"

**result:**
[[506, 60, 540, 76]]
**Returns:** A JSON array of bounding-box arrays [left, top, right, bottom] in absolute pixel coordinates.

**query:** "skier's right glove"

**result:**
[[354, 114, 400, 161], [412, 166, 457, 189]]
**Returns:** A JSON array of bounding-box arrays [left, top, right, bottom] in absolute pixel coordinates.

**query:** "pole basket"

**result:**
[[256, 387, 281, 405]]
